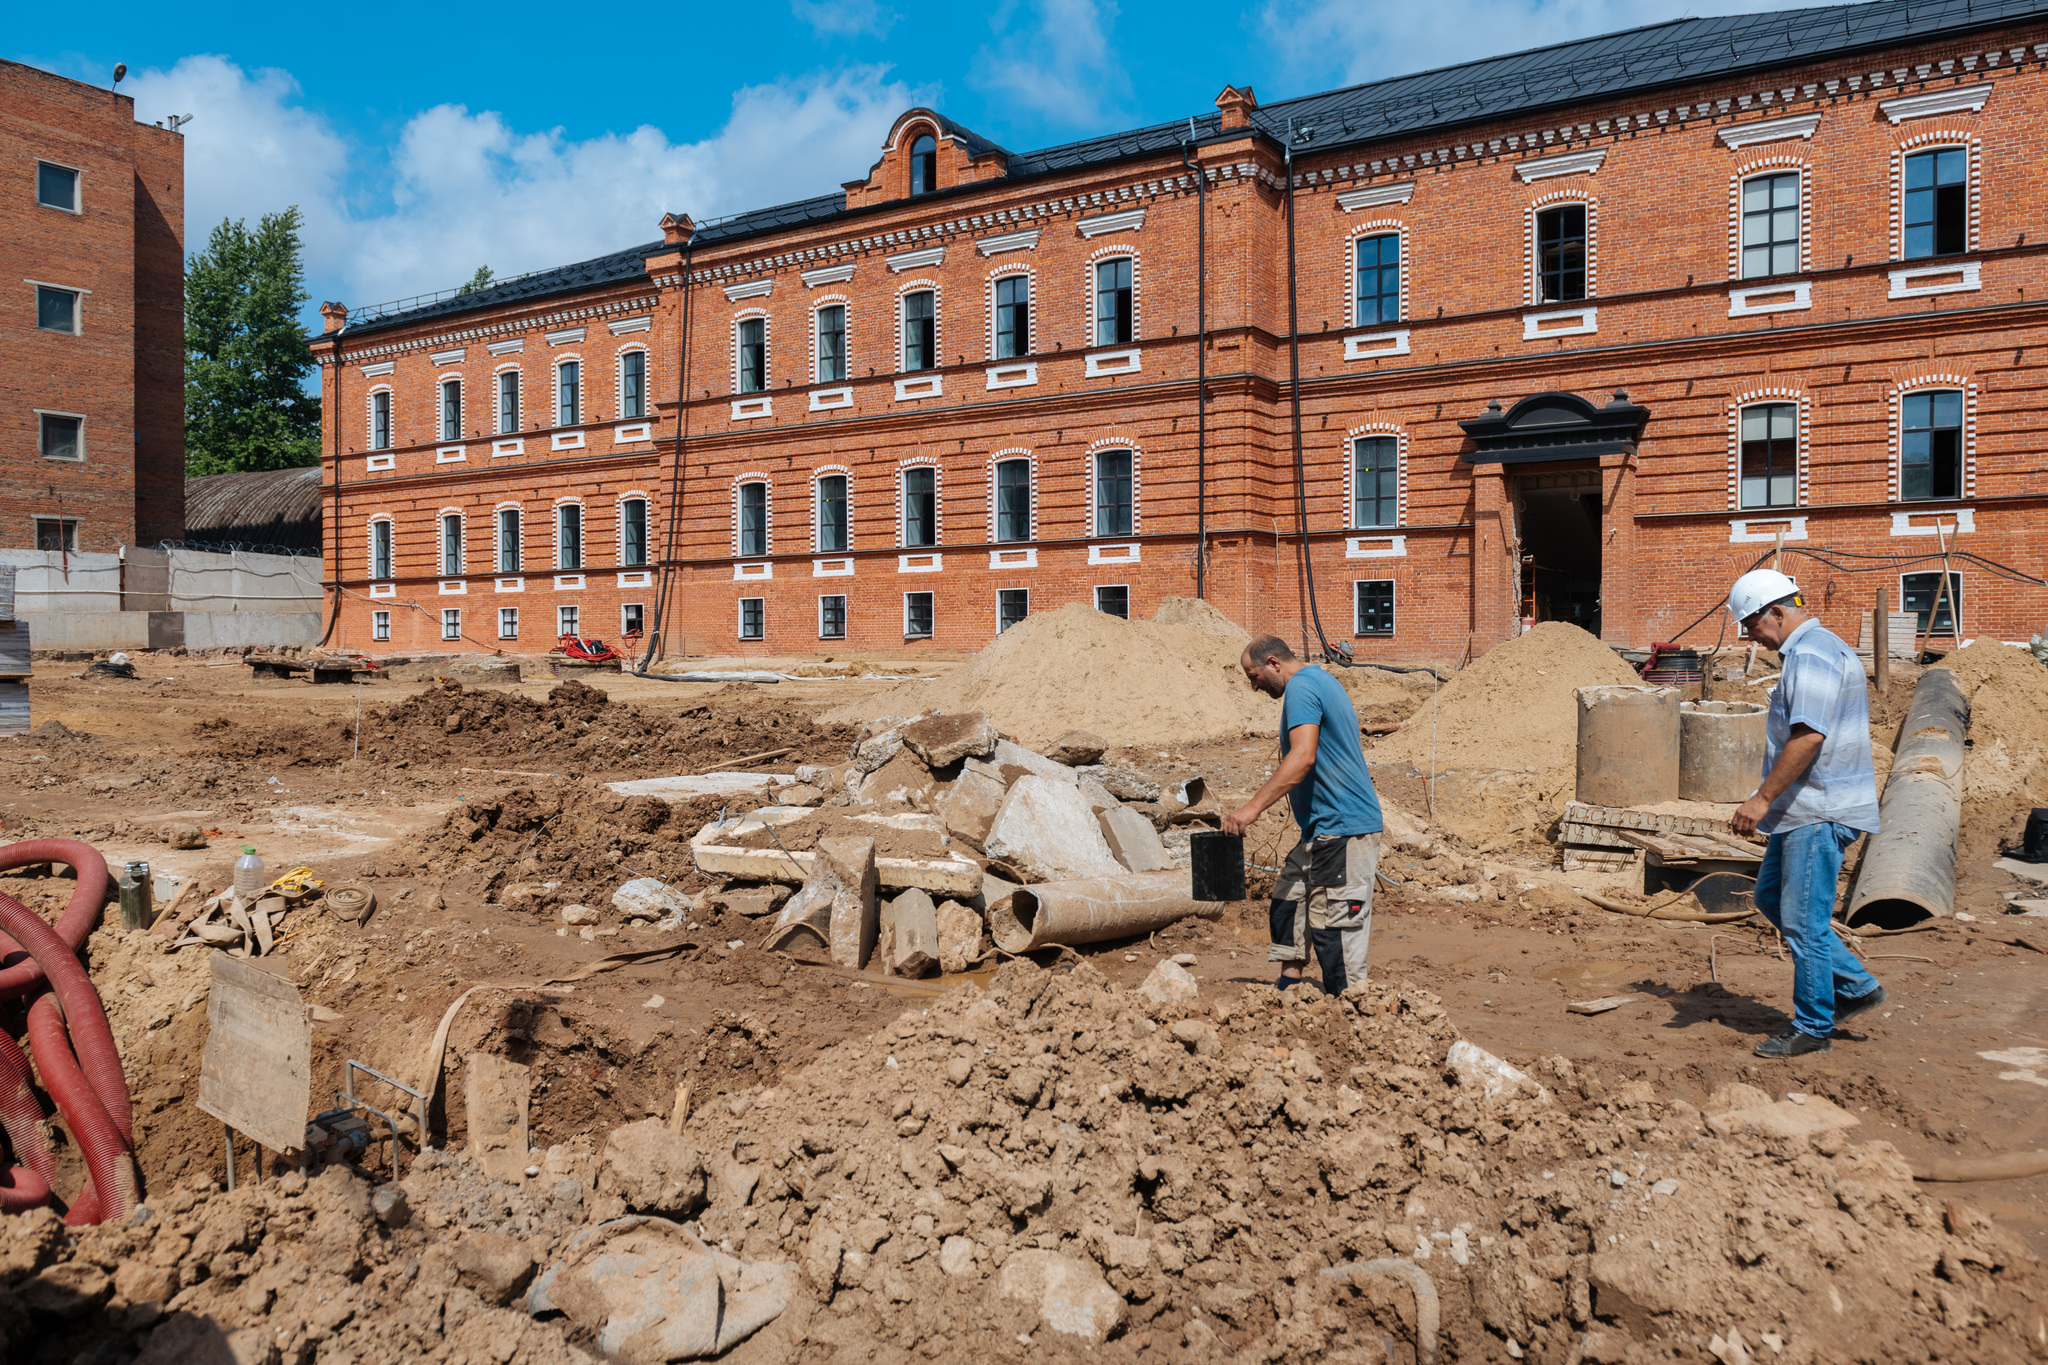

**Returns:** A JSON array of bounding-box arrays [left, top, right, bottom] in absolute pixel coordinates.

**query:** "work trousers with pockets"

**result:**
[[1753, 820, 1882, 1039], [1269, 832, 1379, 994]]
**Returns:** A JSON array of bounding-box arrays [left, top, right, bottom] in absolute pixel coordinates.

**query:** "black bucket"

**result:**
[[1189, 831, 1246, 902], [2023, 808, 2048, 862]]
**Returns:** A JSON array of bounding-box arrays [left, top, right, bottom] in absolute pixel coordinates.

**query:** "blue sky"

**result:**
[[13, 0, 1779, 323]]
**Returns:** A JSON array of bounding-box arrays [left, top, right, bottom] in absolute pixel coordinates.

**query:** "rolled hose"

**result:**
[[0, 839, 112, 999], [0, 1028, 57, 1196], [1912, 1150, 2048, 1183]]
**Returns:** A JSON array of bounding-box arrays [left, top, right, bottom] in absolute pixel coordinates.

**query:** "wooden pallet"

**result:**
[[1561, 845, 1639, 870], [1613, 828, 1763, 865], [1562, 801, 1746, 839]]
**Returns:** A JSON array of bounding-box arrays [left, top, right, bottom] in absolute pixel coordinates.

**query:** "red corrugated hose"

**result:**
[[0, 839, 137, 1223]]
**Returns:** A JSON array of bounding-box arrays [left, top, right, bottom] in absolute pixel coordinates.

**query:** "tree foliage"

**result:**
[[455, 265, 495, 296], [185, 207, 321, 475]]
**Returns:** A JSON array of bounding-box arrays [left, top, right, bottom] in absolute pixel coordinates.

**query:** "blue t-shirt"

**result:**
[[1279, 665, 1384, 840]]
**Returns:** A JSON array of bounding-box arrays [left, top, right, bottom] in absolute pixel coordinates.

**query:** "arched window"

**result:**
[[1536, 205, 1587, 302], [910, 133, 937, 195], [1739, 403, 1798, 509], [1354, 234, 1399, 326], [1900, 390, 1964, 500], [1904, 147, 1967, 259], [994, 458, 1031, 542], [1740, 173, 1800, 279], [439, 510, 464, 576], [738, 481, 769, 556], [369, 518, 394, 581], [496, 506, 522, 573], [1093, 449, 1134, 537], [620, 497, 649, 566]]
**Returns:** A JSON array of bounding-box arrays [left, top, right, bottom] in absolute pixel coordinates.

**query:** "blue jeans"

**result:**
[[1753, 821, 1882, 1039]]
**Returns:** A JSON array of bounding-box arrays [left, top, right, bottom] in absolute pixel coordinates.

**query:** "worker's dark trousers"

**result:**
[[1269, 832, 1379, 994]]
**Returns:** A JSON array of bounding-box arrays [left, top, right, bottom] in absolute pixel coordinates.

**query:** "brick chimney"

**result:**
[[1215, 85, 1258, 131], [660, 212, 696, 246], [320, 301, 349, 334]]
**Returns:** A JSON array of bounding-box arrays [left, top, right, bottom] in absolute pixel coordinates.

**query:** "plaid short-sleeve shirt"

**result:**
[[1758, 618, 1882, 835]]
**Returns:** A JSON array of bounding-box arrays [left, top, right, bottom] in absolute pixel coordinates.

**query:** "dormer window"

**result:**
[[910, 134, 937, 195]]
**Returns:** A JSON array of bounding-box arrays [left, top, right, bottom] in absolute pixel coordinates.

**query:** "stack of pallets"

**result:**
[[0, 566, 25, 735], [1559, 801, 1764, 873]]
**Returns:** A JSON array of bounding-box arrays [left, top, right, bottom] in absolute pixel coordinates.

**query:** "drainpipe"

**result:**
[[1283, 122, 1335, 659], [1182, 121, 1209, 598], [639, 237, 694, 674]]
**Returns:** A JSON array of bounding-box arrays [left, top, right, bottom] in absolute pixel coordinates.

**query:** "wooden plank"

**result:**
[[0, 623, 27, 676], [1563, 802, 1736, 839], [0, 681, 25, 736], [1616, 830, 1693, 860], [0, 564, 14, 622], [197, 951, 311, 1153], [1562, 822, 1634, 849], [1562, 847, 1638, 870]]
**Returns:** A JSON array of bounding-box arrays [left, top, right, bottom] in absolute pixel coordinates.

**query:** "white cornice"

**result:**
[[1716, 113, 1823, 149], [723, 279, 773, 301], [607, 317, 651, 334], [1335, 181, 1415, 212], [886, 246, 946, 272], [429, 348, 466, 365], [487, 339, 524, 355], [1879, 83, 1992, 124], [359, 361, 394, 377], [977, 228, 1041, 255], [545, 326, 585, 345], [1514, 148, 1607, 182], [1077, 208, 1145, 237], [801, 263, 857, 287]]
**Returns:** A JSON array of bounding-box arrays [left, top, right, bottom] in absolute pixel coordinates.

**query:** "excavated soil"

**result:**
[[1931, 642, 2048, 865]]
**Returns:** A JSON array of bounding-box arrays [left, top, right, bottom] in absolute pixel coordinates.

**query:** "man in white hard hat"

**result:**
[[1726, 568, 1885, 1058]]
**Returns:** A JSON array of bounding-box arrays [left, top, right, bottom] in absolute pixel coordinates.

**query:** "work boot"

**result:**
[[1753, 1029, 1831, 1059], [1833, 985, 1887, 1028], [1275, 971, 1315, 992]]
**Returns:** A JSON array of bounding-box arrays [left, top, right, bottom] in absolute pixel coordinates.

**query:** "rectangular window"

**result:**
[[1094, 258, 1133, 345], [1353, 234, 1399, 326], [498, 607, 519, 640], [38, 413, 82, 461], [902, 467, 937, 547], [1900, 390, 1963, 501], [737, 318, 766, 393], [440, 513, 463, 575], [1904, 148, 1967, 260], [1536, 204, 1587, 302], [371, 521, 393, 580], [556, 504, 583, 570], [902, 291, 935, 371], [1093, 450, 1133, 537], [816, 475, 849, 553], [620, 351, 646, 419], [36, 285, 78, 334], [33, 518, 79, 551], [621, 498, 648, 566], [1351, 436, 1398, 527], [820, 594, 847, 639], [904, 591, 934, 639], [1094, 585, 1129, 619], [37, 161, 79, 211], [496, 508, 521, 573], [994, 276, 1030, 359], [1355, 579, 1395, 635], [738, 482, 768, 557], [556, 361, 580, 426], [997, 588, 1029, 633], [816, 306, 847, 383], [441, 608, 461, 642], [621, 603, 644, 636], [440, 378, 462, 442], [370, 391, 392, 450], [1901, 571, 1961, 636], [496, 371, 521, 433], [558, 605, 580, 638], [372, 610, 391, 642], [1740, 173, 1800, 279], [739, 597, 765, 640], [994, 459, 1031, 542], [1739, 403, 1798, 509]]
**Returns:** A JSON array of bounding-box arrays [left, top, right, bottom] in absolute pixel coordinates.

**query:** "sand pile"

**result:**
[[1149, 595, 1250, 642], [1375, 622, 1641, 773], [1930, 640, 2048, 859], [829, 602, 1274, 749], [1333, 665, 1432, 729]]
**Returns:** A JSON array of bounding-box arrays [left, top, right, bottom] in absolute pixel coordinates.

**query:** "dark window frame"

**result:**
[[496, 370, 521, 433], [621, 498, 649, 567], [33, 517, 79, 552], [904, 591, 935, 639], [1353, 233, 1400, 326], [815, 305, 847, 383], [1903, 147, 1968, 260], [902, 466, 938, 548], [370, 390, 392, 450], [499, 607, 519, 640], [621, 603, 645, 635], [37, 412, 83, 461], [819, 594, 848, 640], [1355, 579, 1396, 636], [739, 597, 766, 641], [1740, 171, 1801, 279], [997, 588, 1029, 633], [1900, 389, 1964, 502], [737, 481, 769, 557], [994, 274, 1030, 359], [441, 608, 462, 642], [994, 458, 1031, 543], [37, 161, 81, 212], [370, 520, 393, 580], [1535, 203, 1588, 303], [737, 317, 767, 393], [372, 610, 391, 642], [1094, 257, 1133, 345], [1093, 449, 1134, 538], [496, 507, 521, 573], [1901, 570, 1961, 636], [556, 360, 581, 426], [1094, 584, 1130, 619], [439, 512, 463, 576], [816, 474, 849, 553], [909, 133, 938, 195], [620, 350, 647, 419], [1351, 435, 1398, 528], [1739, 402, 1799, 509], [440, 377, 462, 442], [901, 291, 936, 372], [558, 604, 580, 638], [35, 284, 79, 334], [556, 503, 583, 571]]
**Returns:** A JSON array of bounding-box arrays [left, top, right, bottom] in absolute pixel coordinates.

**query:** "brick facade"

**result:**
[[0, 60, 185, 552], [313, 8, 2048, 663]]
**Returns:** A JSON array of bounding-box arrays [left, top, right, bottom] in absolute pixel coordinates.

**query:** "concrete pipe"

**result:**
[[987, 871, 1222, 953], [1846, 668, 1967, 930], [1678, 701, 1768, 803], [1575, 685, 1680, 808]]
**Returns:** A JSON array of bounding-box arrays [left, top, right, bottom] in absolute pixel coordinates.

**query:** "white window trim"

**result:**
[[35, 159, 83, 214], [813, 559, 854, 578], [987, 448, 1037, 545], [1880, 84, 1992, 124], [802, 263, 857, 288], [1888, 375, 1977, 502], [441, 608, 463, 642], [1726, 390, 1811, 511], [811, 465, 854, 555], [487, 338, 524, 356], [1084, 441, 1140, 539], [1728, 516, 1809, 544], [1892, 132, 1981, 261], [438, 507, 466, 577], [731, 397, 774, 420], [897, 457, 942, 550], [1085, 248, 1140, 348], [1526, 191, 1597, 306], [1352, 579, 1398, 636], [366, 386, 394, 451], [896, 280, 942, 374], [494, 502, 524, 576], [552, 354, 584, 428], [430, 347, 466, 366], [1888, 260, 1981, 298], [367, 516, 396, 582], [902, 591, 936, 639], [493, 365, 523, 436], [811, 295, 852, 386], [615, 345, 650, 422], [886, 245, 946, 272], [1343, 425, 1407, 529], [1345, 536, 1407, 559], [1346, 219, 1408, 328], [724, 279, 773, 301], [977, 228, 1040, 256], [733, 309, 770, 396], [1715, 113, 1823, 149], [1514, 148, 1606, 182], [1890, 508, 1976, 537], [737, 596, 767, 641], [1335, 181, 1414, 212], [558, 605, 583, 638], [1091, 584, 1130, 616], [498, 607, 520, 640], [1344, 331, 1411, 360], [1076, 208, 1145, 237], [29, 281, 86, 335], [553, 498, 586, 572], [358, 361, 395, 378], [1728, 159, 1811, 280], [619, 604, 647, 638], [1521, 306, 1598, 340], [607, 317, 651, 335], [437, 372, 465, 442], [986, 264, 1037, 362], [1728, 281, 1812, 316], [818, 593, 850, 639], [616, 490, 652, 570], [371, 609, 392, 641], [733, 473, 773, 559], [32, 408, 87, 462], [809, 388, 853, 411]]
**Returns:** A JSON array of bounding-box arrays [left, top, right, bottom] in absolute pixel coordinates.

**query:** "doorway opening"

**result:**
[[1515, 467, 1602, 637]]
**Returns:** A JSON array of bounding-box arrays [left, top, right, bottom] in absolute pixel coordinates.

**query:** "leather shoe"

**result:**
[[1754, 1029, 1831, 1058]]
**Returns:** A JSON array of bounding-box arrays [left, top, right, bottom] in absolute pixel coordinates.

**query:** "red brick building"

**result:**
[[1, 59, 185, 552], [312, 0, 2048, 663]]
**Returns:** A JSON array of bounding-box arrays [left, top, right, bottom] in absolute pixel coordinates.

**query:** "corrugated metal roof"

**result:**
[[183, 467, 325, 554], [338, 0, 2048, 339]]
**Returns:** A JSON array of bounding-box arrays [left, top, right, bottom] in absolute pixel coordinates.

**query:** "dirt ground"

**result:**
[[2, 646, 2045, 1362]]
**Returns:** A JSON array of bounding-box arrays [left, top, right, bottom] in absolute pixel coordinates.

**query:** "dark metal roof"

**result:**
[[339, 0, 2048, 339], [183, 466, 325, 554], [1459, 390, 1653, 465]]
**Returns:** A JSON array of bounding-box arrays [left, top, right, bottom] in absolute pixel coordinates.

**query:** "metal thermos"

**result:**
[[118, 860, 153, 932]]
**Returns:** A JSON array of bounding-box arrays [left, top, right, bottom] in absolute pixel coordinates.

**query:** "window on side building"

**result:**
[[370, 520, 393, 580], [737, 482, 768, 557], [499, 607, 519, 640], [994, 276, 1030, 359], [1351, 436, 1397, 527], [496, 508, 521, 573], [1740, 172, 1800, 279], [1354, 234, 1399, 326], [910, 134, 937, 195], [1901, 571, 1961, 636], [34, 517, 79, 551], [1739, 403, 1798, 509], [1900, 390, 1963, 501], [621, 603, 644, 636], [38, 412, 82, 461], [1355, 580, 1395, 635], [1093, 450, 1133, 538], [620, 350, 646, 419], [1536, 204, 1587, 302], [1094, 585, 1129, 618], [819, 594, 847, 639], [556, 360, 581, 426], [737, 319, 766, 393], [372, 610, 391, 642], [621, 498, 648, 567], [904, 592, 934, 639], [440, 378, 462, 441], [816, 306, 847, 383], [440, 512, 463, 576], [36, 285, 79, 334], [997, 589, 1028, 633], [370, 391, 392, 450], [556, 504, 583, 570], [1094, 258, 1133, 345], [902, 467, 937, 548], [816, 475, 849, 553], [37, 161, 80, 211], [1904, 148, 1967, 259], [901, 292, 935, 372], [994, 459, 1031, 542], [496, 371, 521, 433], [441, 608, 461, 642], [739, 597, 765, 641]]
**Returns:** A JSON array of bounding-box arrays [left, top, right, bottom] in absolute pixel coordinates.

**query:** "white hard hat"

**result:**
[[1729, 568, 1802, 622]]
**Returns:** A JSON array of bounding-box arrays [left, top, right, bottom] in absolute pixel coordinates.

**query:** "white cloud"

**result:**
[[971, 0, 1131, 130], [128, 55, 927, 308], [791, 0, 899, 38], [1259, 0, 1790, 92]]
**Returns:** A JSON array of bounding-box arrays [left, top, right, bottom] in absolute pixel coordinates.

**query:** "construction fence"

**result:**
[[0, 545, 325, 651]]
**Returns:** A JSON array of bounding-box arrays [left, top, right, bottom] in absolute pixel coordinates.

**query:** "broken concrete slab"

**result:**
[[819, 835, 879, 970], [690, 819, 981, 896], [887, 888, 938, 977], [936, 900, 981, 974], [1445, 1041, 1551, 1104], [851, 721, 910, 773], [606, 773, 798, 801], [1098, 806, 1172, 873], [613, 877, 689, 923], [901, 711, 1000, 768], [993, 1249, 1125, 1343], [762, 872, 835, 955], [936, 768, 1007, 851], [1042, 730, 1107, 766], [853, 748, 937, 807], [465, 1053, 532, 1182], [1077, 776, 1120, 814], [714, 885, 792, 918], [984, 775, 1124, 882], [964, 739, 1079, 789], [597, 1120, 707, 1218], [1075, 764, 1162, 802], [528, 1215, 792, 1361]]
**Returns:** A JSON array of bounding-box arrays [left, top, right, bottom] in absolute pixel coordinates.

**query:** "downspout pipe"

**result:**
[[1183, 122, 1208, 599], [636, 238, 695, 680], [1283, 123, 1335, 659]]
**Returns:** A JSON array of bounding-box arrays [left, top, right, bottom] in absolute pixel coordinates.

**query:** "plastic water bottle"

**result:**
[[233, 847, 267, 902]]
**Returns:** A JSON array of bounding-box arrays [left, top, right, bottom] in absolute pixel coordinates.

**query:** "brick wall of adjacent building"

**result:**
[[0, 60, 185, 554], [313, 16, 2048, 662]]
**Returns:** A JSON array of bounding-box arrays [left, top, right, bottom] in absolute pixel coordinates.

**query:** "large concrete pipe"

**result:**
[[1846, 668, 1967, 929], [1678, 701, 1768, 803], [1575, 686, 1680, 807], [988, 871, 1222, 953]]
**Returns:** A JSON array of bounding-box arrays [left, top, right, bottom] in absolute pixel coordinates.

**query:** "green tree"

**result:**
[[455, 265, 495, 296], [184, 206, 321, 475]]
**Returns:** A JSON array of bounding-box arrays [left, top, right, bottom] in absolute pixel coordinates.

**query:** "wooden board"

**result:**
[[1561, 822, 1635, 849], [0, 563, 14, 622], [1562, 847, 1639, 871], [0, 622, 27, 677], [1563, 802, 1753, 841], [197, 951, 311, 1153], [0, 681, 25, 736]]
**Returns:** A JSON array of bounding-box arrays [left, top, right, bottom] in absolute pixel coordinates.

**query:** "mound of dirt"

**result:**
[[1933, 640, 2048, 860], [1149, 595, 1250, 642], [1375, 623, 1642, 773], [1332, 665, 1432, 730], [830, 602, 1274, 749]]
